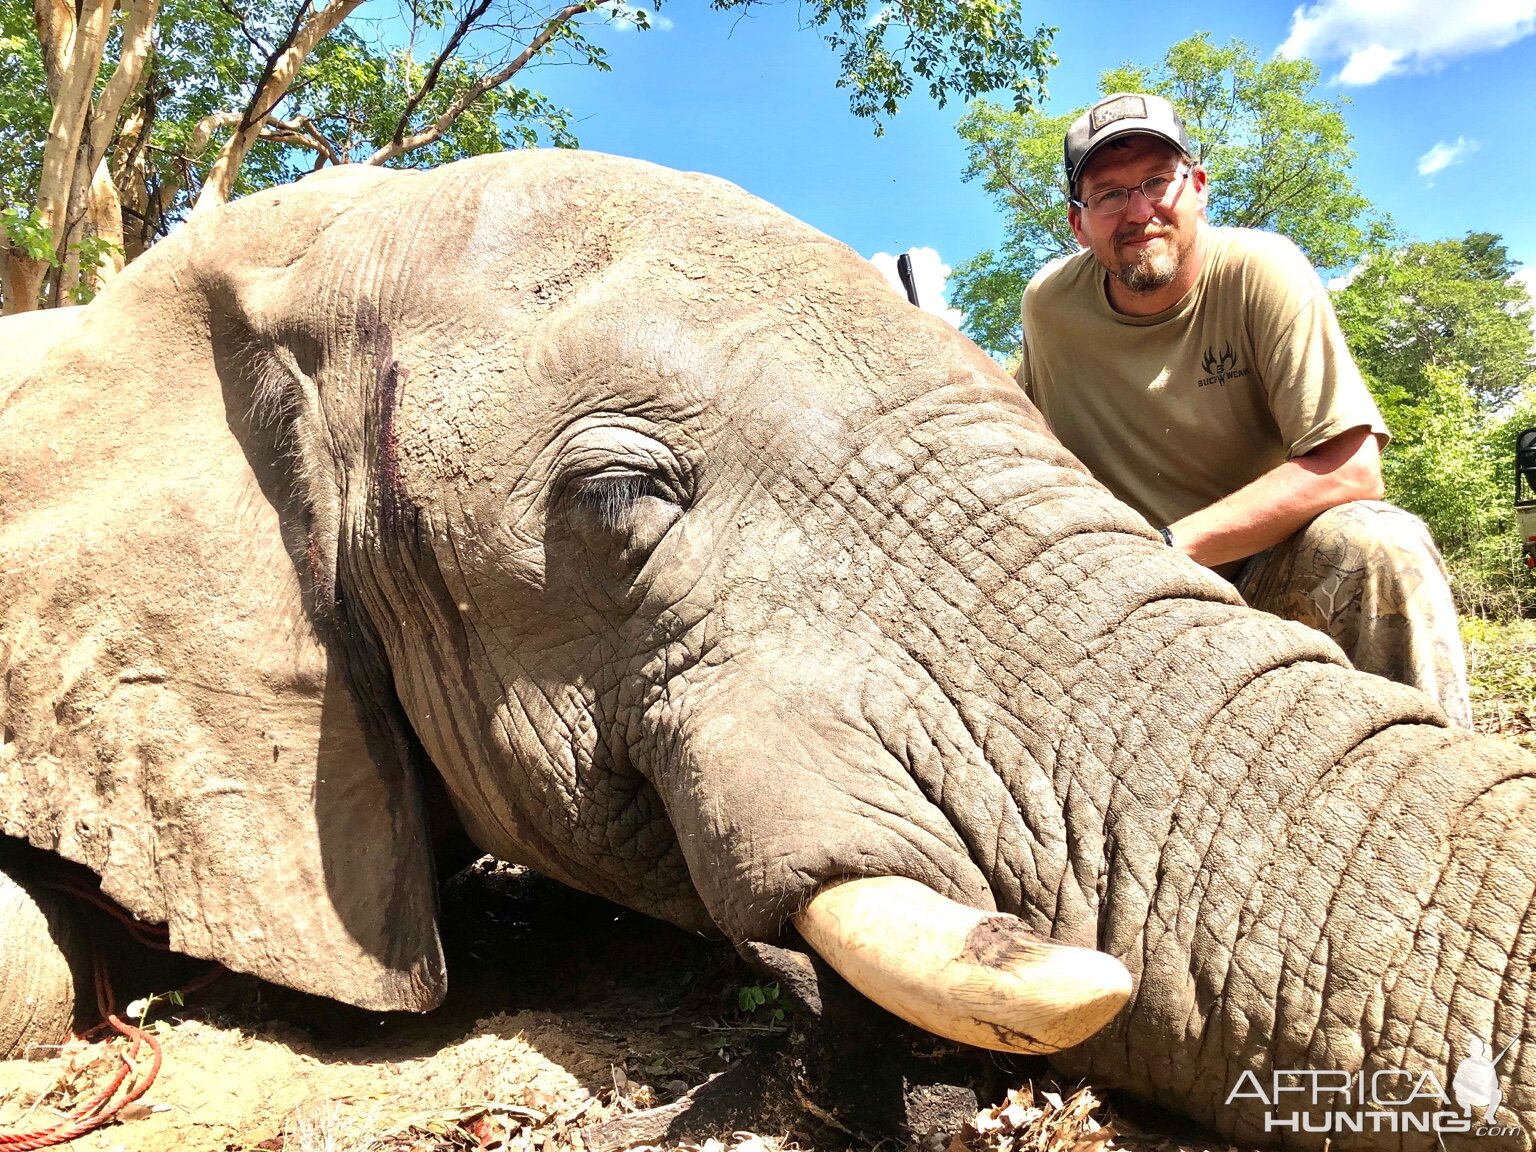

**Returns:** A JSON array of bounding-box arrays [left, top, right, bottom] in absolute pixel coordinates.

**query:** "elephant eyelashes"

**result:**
[[562, 471, 685, 574], [568, 473, 671, 532]]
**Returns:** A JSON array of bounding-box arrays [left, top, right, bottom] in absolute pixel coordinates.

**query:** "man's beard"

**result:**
[[1115, 232, 1185, 294]]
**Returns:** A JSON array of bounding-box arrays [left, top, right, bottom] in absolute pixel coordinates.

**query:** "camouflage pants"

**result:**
[[1233, 500, 1472, 729]]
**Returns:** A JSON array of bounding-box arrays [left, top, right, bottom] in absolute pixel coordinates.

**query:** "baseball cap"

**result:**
[[1064, 93, 1194, 194]]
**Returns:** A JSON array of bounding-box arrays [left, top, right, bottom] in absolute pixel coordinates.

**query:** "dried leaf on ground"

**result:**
[[963, 1083, 1115, 1152]]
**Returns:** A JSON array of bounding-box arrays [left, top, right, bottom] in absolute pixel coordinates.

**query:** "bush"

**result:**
[[1334, 233, 1536, 620], [1373, 370, 1536, 619]]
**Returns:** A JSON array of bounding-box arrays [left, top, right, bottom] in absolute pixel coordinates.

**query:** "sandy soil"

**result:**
[[0, 863, 789, 1152], [0, 863, 1232, 1152]]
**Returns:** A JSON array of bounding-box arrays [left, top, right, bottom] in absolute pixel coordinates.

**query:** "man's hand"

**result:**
[[1166, 426, 1384, 569]]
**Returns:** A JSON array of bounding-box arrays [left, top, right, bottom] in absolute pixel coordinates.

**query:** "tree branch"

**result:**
[[215, 0, 276, 57], [388, 0, 495, 149], [33, 0, 74, 100], [976, 141, 1075, 261], [238, 0, 316, 135], [365, 1, 593, 166], [1239, 156, 1319, 227], [30, 0, 114, 261], [193, 0, 367, 210], [188, 109, 247, 156], [87, 0, 161, 162], [263, 114, 343, 165]]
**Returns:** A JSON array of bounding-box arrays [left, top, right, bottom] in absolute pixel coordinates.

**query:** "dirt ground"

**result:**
[[0, 861, 1226, 1152], [0, 863, 766, 1152]]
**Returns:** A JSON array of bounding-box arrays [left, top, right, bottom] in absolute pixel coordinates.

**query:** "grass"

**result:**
[[1464, 615, 1536, 751]]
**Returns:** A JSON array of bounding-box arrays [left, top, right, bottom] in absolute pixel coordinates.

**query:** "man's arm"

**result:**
[[1166, 426, 1384, 568]]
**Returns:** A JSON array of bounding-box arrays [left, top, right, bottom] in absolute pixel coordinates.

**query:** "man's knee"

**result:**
[[1298, 501, 1470, 726], [1299, 499, 1445, 578]]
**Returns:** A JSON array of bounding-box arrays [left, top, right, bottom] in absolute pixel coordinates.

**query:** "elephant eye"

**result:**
[[567, 472, 673, 533], [561, 467, 685, 577], [548, 425, 693, 580]]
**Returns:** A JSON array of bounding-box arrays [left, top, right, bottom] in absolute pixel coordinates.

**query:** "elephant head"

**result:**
[[2, 150, 1532, 1149]]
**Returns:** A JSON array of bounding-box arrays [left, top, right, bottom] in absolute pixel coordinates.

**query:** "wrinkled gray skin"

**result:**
[[1, 152, 1533, 1150]]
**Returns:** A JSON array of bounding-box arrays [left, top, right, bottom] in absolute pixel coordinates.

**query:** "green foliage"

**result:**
[[1098, 34, 1385, 270], [948, 100, 1076, 355], [735, 982, 784, 1022], [67, 234, 126, 304], [148, 0, 317, 200], [951, 33, 1385, 355], [1335, 234, 1536, 617], [1334, 234, 1534, 411], [1373, 365, 1517, 612], [1463, 616, 1536, 748], [731, 0, 1055, 133], [0, 204, 57, 265], [0, 0, 48, 214]]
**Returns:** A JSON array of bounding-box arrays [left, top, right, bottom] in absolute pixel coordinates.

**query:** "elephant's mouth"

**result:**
[[792, 875, 1132, 1053], [615, 631, 1135, 1054]]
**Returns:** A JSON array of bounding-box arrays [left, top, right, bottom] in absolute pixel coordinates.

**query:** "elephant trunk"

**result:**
[[899, 415, 1536, 1147], [643, 401, 1534, 1147], [1064, 655, 1536, 1148], [882, 414, 1536, 1146]]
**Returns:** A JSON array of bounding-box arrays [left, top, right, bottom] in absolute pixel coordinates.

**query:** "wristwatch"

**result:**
[[1158, 526, 1174, 547]]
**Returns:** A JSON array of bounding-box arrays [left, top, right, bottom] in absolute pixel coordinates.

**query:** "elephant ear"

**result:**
[[0, 169, 444, 1011]]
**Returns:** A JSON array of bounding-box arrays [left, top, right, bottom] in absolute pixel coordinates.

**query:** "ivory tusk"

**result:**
[[791, 875, 1132, 1054]]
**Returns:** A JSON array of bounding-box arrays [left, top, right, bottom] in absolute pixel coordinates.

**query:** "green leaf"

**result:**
[[710, 0, 1055, 133], [1, 204, 57, 264]]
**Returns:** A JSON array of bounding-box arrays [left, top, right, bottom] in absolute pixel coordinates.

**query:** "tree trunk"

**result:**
[[192, 0, 364, 213], [2, 256, 49, 317], [112, 102, 155, 262], [5, 0, 158, 312], [57, 159, 125, 304]]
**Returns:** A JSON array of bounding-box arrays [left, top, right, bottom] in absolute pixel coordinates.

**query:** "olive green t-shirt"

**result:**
[[1015, 226, 1387, 532]]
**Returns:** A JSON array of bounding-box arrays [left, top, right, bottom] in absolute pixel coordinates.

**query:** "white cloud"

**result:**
[[1417, 136, 1479, 179], [1336, 44, 1402, 85], [605, 3, 673, 32], [1326, 263, 1363, 292], [1278, 0, 1536, 85], [870, 247, 965, 330]]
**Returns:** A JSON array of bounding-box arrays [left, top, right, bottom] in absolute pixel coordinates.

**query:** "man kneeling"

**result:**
[[1014, 91, 1471, 726]]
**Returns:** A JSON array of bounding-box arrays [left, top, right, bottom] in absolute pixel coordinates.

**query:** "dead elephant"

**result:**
[[1, 150, 1532, 1150]]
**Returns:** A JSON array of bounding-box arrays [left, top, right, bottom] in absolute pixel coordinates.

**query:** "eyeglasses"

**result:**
[[1070, 167, 1190, 216]]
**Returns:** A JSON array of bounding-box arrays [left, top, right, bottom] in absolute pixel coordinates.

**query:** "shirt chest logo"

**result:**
[[1198, 342, 1251, 388]]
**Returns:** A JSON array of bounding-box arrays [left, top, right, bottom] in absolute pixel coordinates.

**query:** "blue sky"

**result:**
[[527, 1, 1536, 317]]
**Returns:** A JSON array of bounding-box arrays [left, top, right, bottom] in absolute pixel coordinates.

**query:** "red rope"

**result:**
[[0, 951, 162, 1149], [0, 870, 228, 1147], [39, 879, 170, 951]]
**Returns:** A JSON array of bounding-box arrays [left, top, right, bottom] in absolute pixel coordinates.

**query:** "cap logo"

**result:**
[[1090, 95, 1147, 132]]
